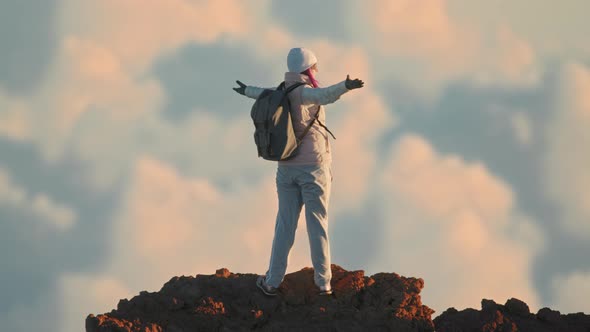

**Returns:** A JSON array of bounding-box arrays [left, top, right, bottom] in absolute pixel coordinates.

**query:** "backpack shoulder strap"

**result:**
[[297, 106, 336, 142], [282, 82, 324, 144], [275, 81, 304, 94], [315, 106, 336, 139]]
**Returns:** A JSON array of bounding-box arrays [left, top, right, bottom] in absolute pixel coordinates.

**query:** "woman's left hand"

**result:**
[[233, 80, 247, 95], [345, 75, 364, 90]]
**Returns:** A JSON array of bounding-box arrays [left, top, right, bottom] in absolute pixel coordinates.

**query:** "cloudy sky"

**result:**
[[1, 0, 589, 331]]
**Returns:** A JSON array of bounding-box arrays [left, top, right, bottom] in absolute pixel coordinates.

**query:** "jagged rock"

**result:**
[[434, 298, 590, 332], [504, 297, 530, 316], [86, 264, 435, 332], [537, 307, 561, 323]]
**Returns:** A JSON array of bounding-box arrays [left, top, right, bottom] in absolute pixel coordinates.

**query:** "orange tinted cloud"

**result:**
[[376, 134, 542, 313], [105, 156, 314, 291], [384, 135, 513, 222], [362, 0, 539, 89], [59, 0, 252, 71], [330, 91, 397, 210], [370, 0, 471, 62]]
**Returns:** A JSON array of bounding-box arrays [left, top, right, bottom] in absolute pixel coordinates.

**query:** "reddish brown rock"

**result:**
[[86, 264, 435, 331], [434, 298, 590, 332]]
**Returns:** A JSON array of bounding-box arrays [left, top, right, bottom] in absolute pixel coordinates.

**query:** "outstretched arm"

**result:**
[[245, 86, 270, 99], [301, 75, 364, 105], [233, 80, 275, 100]]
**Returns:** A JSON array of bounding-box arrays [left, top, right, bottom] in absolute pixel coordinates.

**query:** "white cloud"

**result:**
[[58, 0, 253, 72], [382, 135, 514, 222], [3, 0, 260, 190], [474, 26, 538, 86], [256, 25, 297, 58], [543, 62, 590, 238], [0, 168, 77, 230], [368, 0, 472, 61], [330, 91, 397, 211], [14, 36, 261, 193], [551, 270, 590, 314], [306, 41, 372, 86], [373, 134, 543, 314], [97, 156, 313, 294], [31, 37, 164, 165], [446, 0, 590, 61], [358, 0, 540, 98]]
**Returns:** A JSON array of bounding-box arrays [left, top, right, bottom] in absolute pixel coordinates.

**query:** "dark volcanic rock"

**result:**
[[434, 298, 590, 332], [86, 264, 435, 332]]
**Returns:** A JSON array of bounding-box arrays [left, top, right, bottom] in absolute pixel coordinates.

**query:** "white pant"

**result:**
[[265, 163, 332, 289]]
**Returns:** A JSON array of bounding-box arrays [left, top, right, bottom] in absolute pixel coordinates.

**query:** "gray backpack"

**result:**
[[250, 81, 306, 161]]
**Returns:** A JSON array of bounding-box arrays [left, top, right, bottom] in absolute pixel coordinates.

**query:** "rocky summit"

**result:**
[[86, 264, 435, 331], [86, 264, 590, 331]]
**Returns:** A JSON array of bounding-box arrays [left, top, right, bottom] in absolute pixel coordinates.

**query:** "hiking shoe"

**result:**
[[256, 276, 278, 296], [319, 285, 333, 296]]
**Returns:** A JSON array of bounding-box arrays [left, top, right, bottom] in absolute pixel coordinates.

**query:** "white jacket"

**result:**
[[245, 72, 349, 165]]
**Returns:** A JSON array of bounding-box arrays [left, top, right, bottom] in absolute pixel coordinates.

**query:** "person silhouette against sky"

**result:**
[[233, 47, 364, 296]]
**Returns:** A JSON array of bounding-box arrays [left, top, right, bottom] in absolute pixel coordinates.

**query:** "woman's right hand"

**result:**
[[233, 80, 247, 95], [345, 75, 364, 90]]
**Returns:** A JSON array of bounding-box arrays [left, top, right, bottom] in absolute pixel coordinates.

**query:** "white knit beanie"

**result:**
[[287, 47, 317, 73]]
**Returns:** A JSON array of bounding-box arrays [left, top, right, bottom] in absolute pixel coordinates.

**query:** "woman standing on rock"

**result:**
[[233, 47, 364, 296]]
